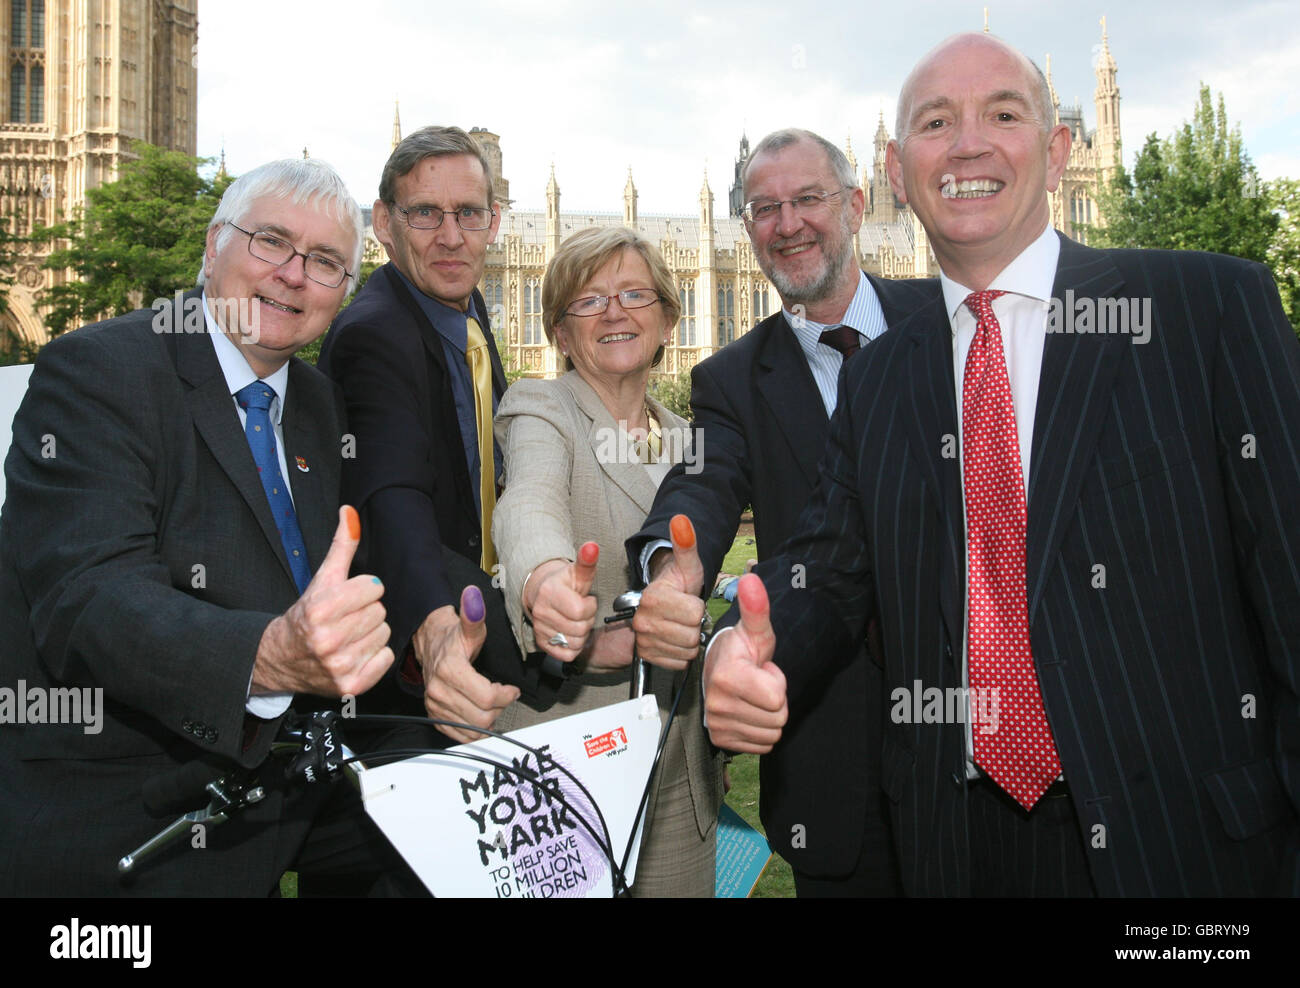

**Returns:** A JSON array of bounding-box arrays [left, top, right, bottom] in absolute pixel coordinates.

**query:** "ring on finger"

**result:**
[[548, 632, 570, 648]]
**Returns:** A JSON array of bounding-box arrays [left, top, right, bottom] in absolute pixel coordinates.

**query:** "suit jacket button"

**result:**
[[468, 534, 480, 548], [182, 719, 193, 733], [204, 728, 218, 743]]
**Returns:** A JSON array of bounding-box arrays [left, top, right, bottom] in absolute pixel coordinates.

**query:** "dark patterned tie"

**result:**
[[236, 381, 312, 594], [818, 324, 861, 360], [961, 290, 1061, 809]]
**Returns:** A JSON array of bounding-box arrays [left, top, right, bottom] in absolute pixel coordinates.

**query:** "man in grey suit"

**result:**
[[0, 158, 416, 895], [706, 32, 1300, 895]]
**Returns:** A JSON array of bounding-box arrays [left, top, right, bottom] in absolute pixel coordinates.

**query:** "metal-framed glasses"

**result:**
[[742, 187, 852, 223], [564, 289, 662, 318], [391, 202, 496, 231], [228, 223, 353, 288]]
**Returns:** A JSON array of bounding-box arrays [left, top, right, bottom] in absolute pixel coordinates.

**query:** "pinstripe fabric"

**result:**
[[629, 274, 940, 881], [731, 235, 1300, 896]]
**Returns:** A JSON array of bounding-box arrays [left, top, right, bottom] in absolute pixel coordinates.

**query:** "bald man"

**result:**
[[703, 32, 1300, 896]]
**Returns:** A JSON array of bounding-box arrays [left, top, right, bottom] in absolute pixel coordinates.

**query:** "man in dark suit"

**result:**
[[319, 126, 541, 745], [0, 158, 413, 895], [627, 129, 935, 896], [705, 33, 1300, 896]]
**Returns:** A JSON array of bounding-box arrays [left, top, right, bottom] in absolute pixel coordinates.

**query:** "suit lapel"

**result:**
[[755, 314, 828, 490], [282, 361, 338, 572], [1025, 235, 1128, 621], [173, 305, 299, 591], [898, 295, 966, 654], [563, 373, 660, 514], [382, 265, 477, 517]]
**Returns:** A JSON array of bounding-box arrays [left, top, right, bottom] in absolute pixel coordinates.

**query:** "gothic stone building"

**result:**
[[1, 0, 197, 349]]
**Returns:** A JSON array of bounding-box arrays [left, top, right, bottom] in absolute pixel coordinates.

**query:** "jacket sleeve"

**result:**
[[625, 356, 750, 587], [3, 329, 277, 766]]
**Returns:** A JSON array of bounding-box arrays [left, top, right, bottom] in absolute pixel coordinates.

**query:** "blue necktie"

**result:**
[[236, 381, 312, 594]]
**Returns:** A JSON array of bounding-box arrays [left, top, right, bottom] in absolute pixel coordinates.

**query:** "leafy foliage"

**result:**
[[31, 143, 231, 337], [1267, 178, 1300, 333], [1091, 85, 1277, 265], [647, 368, 692, 420]]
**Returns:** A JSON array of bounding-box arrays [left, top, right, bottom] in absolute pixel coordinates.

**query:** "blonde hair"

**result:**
[[542, 227, 681, 370]]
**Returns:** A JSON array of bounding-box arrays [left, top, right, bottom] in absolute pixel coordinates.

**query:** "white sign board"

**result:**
[[362, 696, 661, 898]]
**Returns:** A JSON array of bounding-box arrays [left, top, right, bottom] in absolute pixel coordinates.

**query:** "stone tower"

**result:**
[[1, 0, 198, 346]]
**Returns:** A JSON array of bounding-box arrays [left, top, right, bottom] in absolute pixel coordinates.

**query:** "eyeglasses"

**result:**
[[391, 202, 496, 231], [742, 187, 852, 224], [228, 223, 352, 288], [564, 289, 662, 318]]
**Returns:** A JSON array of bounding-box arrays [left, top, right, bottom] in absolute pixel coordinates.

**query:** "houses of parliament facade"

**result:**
[[2, 5, 1120, 373]]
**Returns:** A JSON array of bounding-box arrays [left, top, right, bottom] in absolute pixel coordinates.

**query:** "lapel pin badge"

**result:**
[[295, 456, 310, 473]]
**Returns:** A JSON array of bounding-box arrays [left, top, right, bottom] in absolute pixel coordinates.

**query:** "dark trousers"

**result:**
[[967, 777, 1096, 897]]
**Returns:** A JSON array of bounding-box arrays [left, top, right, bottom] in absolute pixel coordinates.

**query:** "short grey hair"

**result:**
[[199, 158, 364, 293], [378, 125, 495, 208], [740, 128, 859, 202], [895, 33, 1054, 145]]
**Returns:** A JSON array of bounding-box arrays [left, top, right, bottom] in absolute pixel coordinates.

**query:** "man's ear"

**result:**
[[1044, 123, 1072, 193], [886, 140, 909, 204], [203, 224, 221, 279], [372, 198, 395, 253], [847, 186, 866, 232]]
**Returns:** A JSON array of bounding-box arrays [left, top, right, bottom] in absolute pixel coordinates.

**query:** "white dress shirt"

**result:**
[[942, 222, 1061, 776], [204, 295, 296, 718]]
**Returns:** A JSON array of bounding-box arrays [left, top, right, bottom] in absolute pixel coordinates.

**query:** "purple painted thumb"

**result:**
[[461, 585, 486, 624]]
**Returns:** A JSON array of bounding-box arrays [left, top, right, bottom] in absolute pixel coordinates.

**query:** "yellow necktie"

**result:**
[[465, 316, 497, 572]]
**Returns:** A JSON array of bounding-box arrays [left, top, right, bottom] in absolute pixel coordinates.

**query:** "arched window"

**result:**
[[677, 281, 696, 346], [717, 286, 735, 345], [523, 278, 543, 345]]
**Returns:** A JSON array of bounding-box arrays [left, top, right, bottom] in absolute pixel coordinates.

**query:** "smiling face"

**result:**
[[887, 34, 1070, 289], [553, 249, 671, 392], [743, 138, 865, 315], [203, 194, 354, 377], [372, 153, 501, 311]]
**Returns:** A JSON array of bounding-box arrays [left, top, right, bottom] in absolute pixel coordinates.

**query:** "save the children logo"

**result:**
[[583, 726, 628, 759]]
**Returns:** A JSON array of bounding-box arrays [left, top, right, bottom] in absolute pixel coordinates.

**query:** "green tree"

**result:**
[[31, 142, 231, 337], [1267, 178, 1300, 333], [648, 368, 692, 420], [1091, 85, 1277, 265], [295, 259, 382, 366]]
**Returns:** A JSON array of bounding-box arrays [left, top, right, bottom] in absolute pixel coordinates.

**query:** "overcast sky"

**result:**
[[196, 0, 1300, 214]]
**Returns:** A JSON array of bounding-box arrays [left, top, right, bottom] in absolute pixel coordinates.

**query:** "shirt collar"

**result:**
[[784, 270, 881, 360], [939, 223, 1061, 328], [204, 292, 290, 425], [391, 264, 482, 352]]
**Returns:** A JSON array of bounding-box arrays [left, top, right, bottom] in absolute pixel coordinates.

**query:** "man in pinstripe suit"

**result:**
[[628, 129, 938, 895], [704, 32, 1300, 895]]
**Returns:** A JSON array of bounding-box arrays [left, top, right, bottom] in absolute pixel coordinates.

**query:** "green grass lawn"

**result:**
[[708, 524, 796, 897]]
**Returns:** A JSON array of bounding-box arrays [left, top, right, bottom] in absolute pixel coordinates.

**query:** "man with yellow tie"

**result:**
[[321, 126, 549, 744]]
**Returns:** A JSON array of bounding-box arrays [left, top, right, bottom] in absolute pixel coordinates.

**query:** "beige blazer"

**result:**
[[492, 370, 723, 843]]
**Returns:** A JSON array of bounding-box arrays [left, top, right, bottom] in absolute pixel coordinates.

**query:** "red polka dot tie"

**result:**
[[961, 290, 1062, 810]]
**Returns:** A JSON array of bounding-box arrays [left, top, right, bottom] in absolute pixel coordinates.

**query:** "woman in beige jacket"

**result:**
[[492, 227, 723, 897]]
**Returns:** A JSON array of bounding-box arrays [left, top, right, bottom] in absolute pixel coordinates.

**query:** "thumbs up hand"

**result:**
[[417, 585, 520, 744], [253, 505, 394, 697], [523, 542, 601, 663], [633, 515, 707, 671], [703, 574, 787, 753]]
